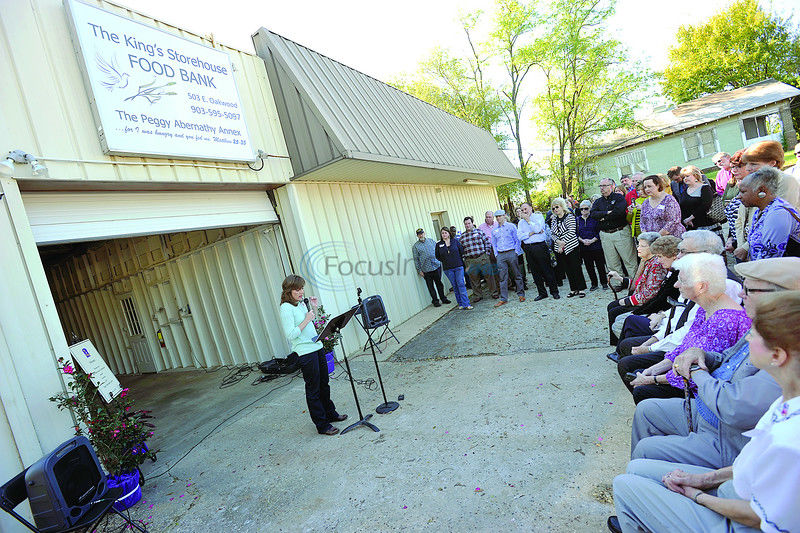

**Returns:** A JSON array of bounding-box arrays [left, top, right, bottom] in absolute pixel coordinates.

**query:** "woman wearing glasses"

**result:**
[[550, 197, 587, 297], [577, 199, 607, 291], [610, 290, 800, 533]]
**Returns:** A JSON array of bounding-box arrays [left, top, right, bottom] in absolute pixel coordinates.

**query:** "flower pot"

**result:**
[[107, 469, 142, 511], [325, 351, 335, 374]]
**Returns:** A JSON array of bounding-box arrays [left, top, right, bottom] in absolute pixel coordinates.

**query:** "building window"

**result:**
[[742, 113, 781, 141], [681, 128, 718, 161], [614, 149, 647, 177]]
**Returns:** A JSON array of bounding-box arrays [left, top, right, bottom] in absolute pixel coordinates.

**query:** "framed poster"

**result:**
[[65, 0, 255, 162], [69, 340, 124, 403]]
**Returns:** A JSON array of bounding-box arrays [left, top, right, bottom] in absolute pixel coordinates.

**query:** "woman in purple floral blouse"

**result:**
[[628, 253, 750, 404], [639, 174, 685, 237]]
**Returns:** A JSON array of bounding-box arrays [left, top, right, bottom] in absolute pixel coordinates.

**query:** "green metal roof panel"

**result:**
[[252, 28, 519, 181]]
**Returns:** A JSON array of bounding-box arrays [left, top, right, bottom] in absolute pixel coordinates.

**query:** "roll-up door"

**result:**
[[21, 190, 278, 245]]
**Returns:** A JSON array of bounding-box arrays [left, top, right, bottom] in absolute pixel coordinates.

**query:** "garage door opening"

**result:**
[[39, 224, 293, 376]]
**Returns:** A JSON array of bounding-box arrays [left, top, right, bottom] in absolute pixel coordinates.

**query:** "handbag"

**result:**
[[707, 193, 726, 223]]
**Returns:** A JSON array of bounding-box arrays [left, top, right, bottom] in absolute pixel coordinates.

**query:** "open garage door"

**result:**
[[22, 190, 278, 245]]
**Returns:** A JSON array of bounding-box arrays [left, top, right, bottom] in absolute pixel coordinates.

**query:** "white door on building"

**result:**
[[119, 294, 156, 373]]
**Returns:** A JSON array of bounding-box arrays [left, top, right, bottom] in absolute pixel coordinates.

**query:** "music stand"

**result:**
[[314, 307, 379, 435]]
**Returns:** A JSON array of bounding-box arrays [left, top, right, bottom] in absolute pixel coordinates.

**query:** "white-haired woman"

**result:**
[[628, 253, 750, 404], [736, 166, 800, 260], [550, 197, 587, 297], [610, 291, 800, 533], [606, 231, 667, 346]]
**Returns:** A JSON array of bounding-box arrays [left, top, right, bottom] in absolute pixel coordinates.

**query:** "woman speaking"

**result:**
[[279, 274, 347, 436]]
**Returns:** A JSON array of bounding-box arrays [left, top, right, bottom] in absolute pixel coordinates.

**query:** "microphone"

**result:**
[[303, 297, 310, 311]]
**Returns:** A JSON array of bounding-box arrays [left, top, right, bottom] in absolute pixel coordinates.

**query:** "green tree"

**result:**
[[488, 0, 539, 204], [391, 45, 505, 144], [662, 0, 800, 104], [532, 0, 648, 196]]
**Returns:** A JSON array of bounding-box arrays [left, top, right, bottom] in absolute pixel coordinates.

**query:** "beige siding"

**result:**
[[45, 225, 293, 374], [0, 0, 291, 185], [277, 182, 498, 355]]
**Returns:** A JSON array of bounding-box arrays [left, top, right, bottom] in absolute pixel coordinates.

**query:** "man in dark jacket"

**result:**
[[590, 178, 638, 277]]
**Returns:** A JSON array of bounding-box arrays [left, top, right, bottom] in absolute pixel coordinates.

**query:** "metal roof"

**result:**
[[595, 79, 800, 156], [251, 28, 519, 184]]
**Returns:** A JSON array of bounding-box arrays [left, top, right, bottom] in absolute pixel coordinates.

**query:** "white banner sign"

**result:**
[[69, 340, 123, 404], [65, 0, 255, 162]]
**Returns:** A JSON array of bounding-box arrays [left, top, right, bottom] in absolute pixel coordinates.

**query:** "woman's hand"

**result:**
[[659, 229, 669, 236], [673, 348, 708, 379], [305, 310, 316, 322], [617, 298, 626, 306], [733, 247, 748, 261], [662, 469, 714, 493], [630, 372, 653, 387], [607, 271, 623, 283]]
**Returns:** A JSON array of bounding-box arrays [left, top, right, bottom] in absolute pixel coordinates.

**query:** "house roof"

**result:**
[[252, 28, 519, 185], [595, 79, 800, 156]]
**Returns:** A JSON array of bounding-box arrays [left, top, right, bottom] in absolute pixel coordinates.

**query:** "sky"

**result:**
[[120, 0, 798, 160]]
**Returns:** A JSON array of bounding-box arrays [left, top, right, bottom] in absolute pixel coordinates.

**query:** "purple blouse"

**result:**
[[640, 194, 685, 237], [664, 307, 751, 389]]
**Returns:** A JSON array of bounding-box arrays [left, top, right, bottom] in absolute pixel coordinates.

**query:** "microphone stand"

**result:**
[[356, 288, 399, 414], [338, 334, 379, 435]]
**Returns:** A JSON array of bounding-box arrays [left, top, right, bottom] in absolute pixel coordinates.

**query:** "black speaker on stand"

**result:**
[[356, 289, 400, 414]]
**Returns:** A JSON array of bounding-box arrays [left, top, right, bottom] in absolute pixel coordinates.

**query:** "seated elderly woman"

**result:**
[[609, 291, 800, 533], [736, 166, 800, 260], [627, 253, 750, 404], [733, 139, 800, 260], [607, 235, 680, 363], [606, 232, 668, 345]]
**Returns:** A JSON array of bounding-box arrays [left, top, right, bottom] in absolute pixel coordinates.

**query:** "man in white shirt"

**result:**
[[517, 202, 560, 300]]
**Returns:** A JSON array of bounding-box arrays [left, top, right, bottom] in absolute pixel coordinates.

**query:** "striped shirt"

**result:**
[[549, 213, 579, 255]]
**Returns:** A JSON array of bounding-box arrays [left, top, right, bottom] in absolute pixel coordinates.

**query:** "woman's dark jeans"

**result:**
[[299, 349, 339, 431]]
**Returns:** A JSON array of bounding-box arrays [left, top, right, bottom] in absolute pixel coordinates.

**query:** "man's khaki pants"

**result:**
[[464, 253, 496, 299], [600, 228, 638, 277]]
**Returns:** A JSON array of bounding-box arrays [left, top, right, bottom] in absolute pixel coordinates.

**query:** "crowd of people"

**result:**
[[584, 139, 800, 533], [409, 139, 800, 532]]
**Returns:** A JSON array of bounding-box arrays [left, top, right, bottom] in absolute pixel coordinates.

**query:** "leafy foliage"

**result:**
[[533, 0, 649, 196], [50, 358, 156, 476], [662, 0, 800, 104], [392, 46, 506, 145]]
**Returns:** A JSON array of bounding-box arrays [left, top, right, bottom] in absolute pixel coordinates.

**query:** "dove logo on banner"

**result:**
[[65, 0, 254, 162]]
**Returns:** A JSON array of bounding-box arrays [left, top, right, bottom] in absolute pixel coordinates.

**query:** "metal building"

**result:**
[[0, 3, 518, 527]]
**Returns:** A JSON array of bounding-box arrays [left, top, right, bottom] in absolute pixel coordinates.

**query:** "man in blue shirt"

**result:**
[[412, 228, 451, 307], [490, 210, 525, 307], [517, 202, 560, 301]]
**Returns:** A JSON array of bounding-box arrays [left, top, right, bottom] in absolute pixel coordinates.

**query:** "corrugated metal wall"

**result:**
[[277, 182, 499, 355], [45, 225, 292, 374], [0, 0, 291, 185]]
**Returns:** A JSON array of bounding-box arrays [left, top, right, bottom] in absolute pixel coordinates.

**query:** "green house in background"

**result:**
[[589, 79, 800, 188]]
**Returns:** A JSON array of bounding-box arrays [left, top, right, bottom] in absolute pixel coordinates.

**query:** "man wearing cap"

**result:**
[[490, 210, 525, 306], [517, 202, 559, 300], [460, 216, 497, 302], [628, 256, 798, 470], [590, 177, 638, 277], [412, 228, 450, 307]]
